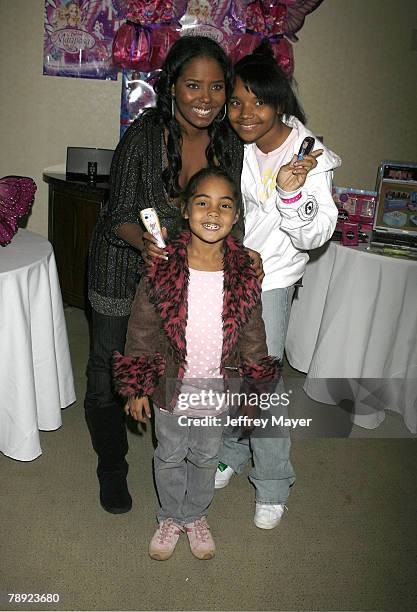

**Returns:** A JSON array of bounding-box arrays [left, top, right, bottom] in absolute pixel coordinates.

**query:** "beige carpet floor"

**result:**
[[1, 307, 416, 612]]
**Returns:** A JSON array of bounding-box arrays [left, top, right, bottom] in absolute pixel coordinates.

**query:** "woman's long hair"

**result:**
[[234, 40, 306, 124], [152, 35, 235, 197]]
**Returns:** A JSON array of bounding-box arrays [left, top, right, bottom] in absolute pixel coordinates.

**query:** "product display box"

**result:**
[[332, 187, 377, 243]]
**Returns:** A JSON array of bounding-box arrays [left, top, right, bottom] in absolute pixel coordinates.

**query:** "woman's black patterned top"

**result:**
[[88, 110, 244, 316]]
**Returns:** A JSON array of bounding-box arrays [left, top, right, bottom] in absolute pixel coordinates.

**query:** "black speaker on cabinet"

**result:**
[[66, 147, 114, 181]]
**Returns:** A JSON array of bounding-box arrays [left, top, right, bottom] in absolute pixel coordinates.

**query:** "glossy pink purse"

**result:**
[[0, 176, 37, 247]]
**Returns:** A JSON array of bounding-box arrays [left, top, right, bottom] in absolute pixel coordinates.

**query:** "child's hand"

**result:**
[[237, 403, 261, 439], [245, 248, 264, 283], [142, 228, 168, 264], [125, 396, 152, 423], [276, 149, 323, 193]]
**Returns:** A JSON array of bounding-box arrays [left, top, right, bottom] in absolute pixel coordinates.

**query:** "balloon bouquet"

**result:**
[[112, 0, 323, 135]]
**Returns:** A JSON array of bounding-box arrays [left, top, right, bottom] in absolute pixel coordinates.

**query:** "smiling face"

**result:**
[[228, 77, 282, 151], [171, 56, 226, 132], [67, 2, 80, 24], [184, 175, 239, 246]]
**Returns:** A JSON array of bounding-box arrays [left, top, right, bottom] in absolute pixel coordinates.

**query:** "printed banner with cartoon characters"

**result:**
[[43, 0, 123, 79]]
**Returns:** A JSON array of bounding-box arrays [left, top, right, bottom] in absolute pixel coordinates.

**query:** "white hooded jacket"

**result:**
[[241, 115, 342, 290]]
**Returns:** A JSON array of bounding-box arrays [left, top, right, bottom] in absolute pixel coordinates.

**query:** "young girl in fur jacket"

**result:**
[[113, 167, 278, 561]]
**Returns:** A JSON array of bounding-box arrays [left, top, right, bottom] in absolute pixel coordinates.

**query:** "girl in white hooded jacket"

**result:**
[[215, 42, 342, 529]]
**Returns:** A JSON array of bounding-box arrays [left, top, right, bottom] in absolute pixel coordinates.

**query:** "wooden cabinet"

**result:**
[[44, 172, 109, 308]]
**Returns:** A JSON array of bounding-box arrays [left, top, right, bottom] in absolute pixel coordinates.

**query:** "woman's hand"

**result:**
[[124, 396, 151, 423], [245, 248, 264, 283], [276, 149, 323, 193], [142, 227, 169, 264]]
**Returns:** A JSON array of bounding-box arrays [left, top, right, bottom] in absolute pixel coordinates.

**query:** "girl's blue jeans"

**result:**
[[219, 286, 296, 504]]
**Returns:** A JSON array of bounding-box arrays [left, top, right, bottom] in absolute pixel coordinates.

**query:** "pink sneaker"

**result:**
[[149, 519, 183, 561], [185, 517, 216, 560]]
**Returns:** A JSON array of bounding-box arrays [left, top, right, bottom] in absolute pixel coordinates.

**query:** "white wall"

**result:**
[[293, 0, 417, 190], [0, 0, 120, 236], [1, 0, 416, 237]]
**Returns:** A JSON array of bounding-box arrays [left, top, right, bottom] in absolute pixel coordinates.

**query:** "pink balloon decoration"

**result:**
[[125, 0, 175, 25], [245, 0, 266, 33], [226, 32, 262, 64], [113, 22, 180, 70], [226, 32, 294, 79], [269, 36, 294, 78], [281, 0, 324, 40], [148, 26, 180, 69], [245, 0, 323, 39], [112, 22, 151, 70]]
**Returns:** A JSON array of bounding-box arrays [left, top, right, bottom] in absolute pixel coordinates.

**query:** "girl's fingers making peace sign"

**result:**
[[276, 149, 323, 193]]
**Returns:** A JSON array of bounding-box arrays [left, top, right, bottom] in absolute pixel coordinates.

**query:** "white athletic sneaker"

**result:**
[[254, 503, 285, 529], [214, 465, 234, 489]]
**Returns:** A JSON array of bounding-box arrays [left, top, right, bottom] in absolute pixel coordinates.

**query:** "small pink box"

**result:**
[[342, 222, 359, 246]]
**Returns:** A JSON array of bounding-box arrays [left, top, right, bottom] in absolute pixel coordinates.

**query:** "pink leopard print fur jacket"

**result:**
[[113, 230, 279, 412]]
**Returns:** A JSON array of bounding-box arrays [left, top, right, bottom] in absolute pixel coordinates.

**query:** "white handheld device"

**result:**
[[139, 208, 166, 249]]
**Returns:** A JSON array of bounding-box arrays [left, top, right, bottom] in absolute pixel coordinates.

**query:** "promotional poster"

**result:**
[[43, 0, 122, 79]]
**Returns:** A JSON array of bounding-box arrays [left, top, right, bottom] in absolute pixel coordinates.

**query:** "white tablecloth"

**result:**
[[0, 230, 76, 460], [285, 241, 417, 433]]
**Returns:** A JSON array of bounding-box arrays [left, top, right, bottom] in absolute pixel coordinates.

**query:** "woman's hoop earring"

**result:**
[[219, 105, 227, 121], [171, 97, 175, 119]]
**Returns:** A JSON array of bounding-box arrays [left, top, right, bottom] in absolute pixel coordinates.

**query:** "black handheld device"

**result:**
[[297, 136, 315, 160]]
